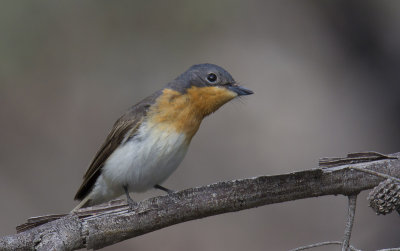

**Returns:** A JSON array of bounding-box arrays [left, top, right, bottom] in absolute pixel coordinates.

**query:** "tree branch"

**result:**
[[1, 152, 399, 250], [289, 241, 360, 251], [342, 195, 357, 251]]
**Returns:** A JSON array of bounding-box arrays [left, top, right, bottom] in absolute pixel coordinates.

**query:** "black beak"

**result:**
[[227, 84, 254, 96]]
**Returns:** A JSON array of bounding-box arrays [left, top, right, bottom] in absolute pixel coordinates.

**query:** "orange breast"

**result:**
[[148, 86, 237, 142]]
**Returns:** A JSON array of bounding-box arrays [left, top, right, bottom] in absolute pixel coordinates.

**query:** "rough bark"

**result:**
[[1, 152, 399, 250]]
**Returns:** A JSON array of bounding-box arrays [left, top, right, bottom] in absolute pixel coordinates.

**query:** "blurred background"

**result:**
[[1, 0, 400, 250]]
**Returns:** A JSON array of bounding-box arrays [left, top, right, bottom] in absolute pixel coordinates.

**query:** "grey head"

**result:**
[[167, 63, 253, 96]]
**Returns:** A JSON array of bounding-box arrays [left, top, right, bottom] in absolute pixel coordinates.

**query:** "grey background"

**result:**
[[1, 1, 400, 250]]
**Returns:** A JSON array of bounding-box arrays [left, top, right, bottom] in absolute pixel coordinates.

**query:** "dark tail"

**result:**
[[16, 214, 67, 233], [16, 199, 127, 233]]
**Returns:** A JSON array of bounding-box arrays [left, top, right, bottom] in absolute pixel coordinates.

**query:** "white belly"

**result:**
[[89, 122, 188, 204]]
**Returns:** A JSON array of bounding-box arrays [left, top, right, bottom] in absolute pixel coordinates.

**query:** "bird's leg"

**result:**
[[123, 185, 137, 210], [154, 184, 175, 194]]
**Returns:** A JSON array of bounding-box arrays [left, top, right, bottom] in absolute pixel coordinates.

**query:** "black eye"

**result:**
[[206, 73, 217, 83]]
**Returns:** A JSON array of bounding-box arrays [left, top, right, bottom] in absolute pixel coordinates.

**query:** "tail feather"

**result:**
[[16, 197, 91, 233], [16, 198, 126, 233], [16, 214, 67, 233]]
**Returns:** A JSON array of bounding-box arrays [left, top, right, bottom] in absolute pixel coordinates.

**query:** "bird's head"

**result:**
[[165, 64, 253, 117]]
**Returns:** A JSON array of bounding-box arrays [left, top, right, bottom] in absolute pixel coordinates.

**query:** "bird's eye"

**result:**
[[206, 73, 218, 83]]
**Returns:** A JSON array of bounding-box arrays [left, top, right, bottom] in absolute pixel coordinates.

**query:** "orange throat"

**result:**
[[148, 86, 237, 141]]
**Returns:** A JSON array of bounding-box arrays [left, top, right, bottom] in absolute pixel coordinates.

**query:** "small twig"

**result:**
[[289, 241, 360, 251], [377, 248, 400, 251], [342, 195, 357, 251], [290, 195, 361, 251], [350, 166, 400, 183]]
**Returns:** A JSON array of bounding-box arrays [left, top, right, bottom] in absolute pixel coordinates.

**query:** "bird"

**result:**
[[73, 63, 253, 211]]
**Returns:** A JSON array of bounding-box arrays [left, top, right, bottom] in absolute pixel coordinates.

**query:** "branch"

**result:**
[[1, 152, 399, 250], [289, 241, 360, 251], [342, 195, 357, 251], [289, 194, 360, 251]]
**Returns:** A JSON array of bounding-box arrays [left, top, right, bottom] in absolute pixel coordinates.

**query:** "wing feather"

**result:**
[[74, 91, 161, 201]]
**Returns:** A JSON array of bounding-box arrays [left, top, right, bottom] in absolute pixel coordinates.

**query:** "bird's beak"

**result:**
[[227, 84, 254, 96]]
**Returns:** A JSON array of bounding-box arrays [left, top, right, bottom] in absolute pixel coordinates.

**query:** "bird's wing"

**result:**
[[74, 91, 162, 201]]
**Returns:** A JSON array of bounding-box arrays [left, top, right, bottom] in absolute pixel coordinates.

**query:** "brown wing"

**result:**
[[74, 91, 162, 201]]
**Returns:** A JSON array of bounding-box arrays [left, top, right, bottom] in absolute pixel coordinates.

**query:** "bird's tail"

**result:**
[[16, 214, 67, 233], [16, 197, 91, 233], [17, 199, 127, 233]]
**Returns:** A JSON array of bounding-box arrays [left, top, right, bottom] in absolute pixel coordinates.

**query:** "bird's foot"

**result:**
[[126, 197, 138, 211], [123, 185, 138, 211], [154, 184, 175, 194]]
